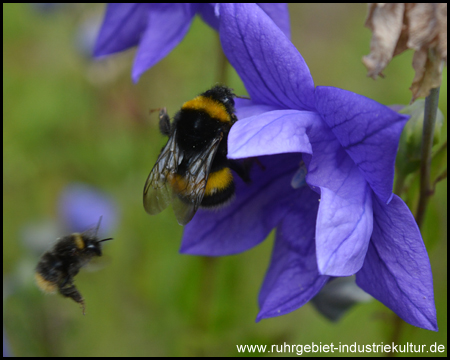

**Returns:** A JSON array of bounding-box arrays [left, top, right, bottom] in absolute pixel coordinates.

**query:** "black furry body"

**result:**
[[35, 230, 112, 314], [144, 85, 250, 225]]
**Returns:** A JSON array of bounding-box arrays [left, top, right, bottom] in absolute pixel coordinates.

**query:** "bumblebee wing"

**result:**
[[143, 129, 184, 215], [172, 133, 223, 225]]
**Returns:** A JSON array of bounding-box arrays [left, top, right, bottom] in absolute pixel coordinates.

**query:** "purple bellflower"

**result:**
[[93, 3, 290, 83], [179, 4, 437, 331]]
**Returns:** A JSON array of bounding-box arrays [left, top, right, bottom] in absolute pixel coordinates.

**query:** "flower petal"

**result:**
[[220, 3, 315, 110], [180, 154, 301, 255], [315, 87, 409, 204], [199, 4, 292, 37], [228, 109, 318, 159], [356, 194, 437, 331], [257, 187, 329, 320], [197, 3, 219, 31], [94, 4, 150, 57], [316, 184, 373, 276], [234, 99, 280, 119], [257, 3, 291, 39], [132, 4, 196, 82], [305, 122, 373, 276]]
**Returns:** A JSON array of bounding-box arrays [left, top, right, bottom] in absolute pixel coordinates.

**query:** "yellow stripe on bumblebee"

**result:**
[[182, 96, 231, 123], [205, 168, 233, 195]]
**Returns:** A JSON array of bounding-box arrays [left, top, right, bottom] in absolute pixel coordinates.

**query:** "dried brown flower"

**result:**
[[363, 3, 447, 102]]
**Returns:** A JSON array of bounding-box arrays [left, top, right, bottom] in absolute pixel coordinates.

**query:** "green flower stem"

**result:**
[[416, 87, 441, 228], [388, 315, 404, 357], [216, 33, 229, 85], [196, 256, 218, 330]]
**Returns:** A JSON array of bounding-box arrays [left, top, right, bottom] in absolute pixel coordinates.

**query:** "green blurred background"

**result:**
[[3, 3, 447, 356]]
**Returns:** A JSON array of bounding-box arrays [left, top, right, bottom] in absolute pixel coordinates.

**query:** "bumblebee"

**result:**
[[35, 218, 112, 314], [143, 85, 250, 225]]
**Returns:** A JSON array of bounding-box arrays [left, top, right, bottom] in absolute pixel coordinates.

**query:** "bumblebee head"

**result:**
[[203, 85, 236, 111], [83, 237, 113, 256], [80, 216, 113, 256]]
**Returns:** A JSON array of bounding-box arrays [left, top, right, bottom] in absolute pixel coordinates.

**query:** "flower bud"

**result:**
[[396, 100, 443, 176]]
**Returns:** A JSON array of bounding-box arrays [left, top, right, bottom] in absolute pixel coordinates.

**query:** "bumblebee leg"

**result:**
[[158, 107, 171, 136], [59, 282, 86, 315], [59, 273, 71, 288], [228, 159, 252, 183], [250, 157, 266, 171]]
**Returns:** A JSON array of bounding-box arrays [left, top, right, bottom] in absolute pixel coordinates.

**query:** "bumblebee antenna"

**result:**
[[149, 107, 166, 115], [235, 95, 251, 100], [95, 216, 113, 242], [95, 216, 103, 238]]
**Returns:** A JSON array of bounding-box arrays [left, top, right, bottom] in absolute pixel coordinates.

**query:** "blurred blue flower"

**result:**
[[76, 15, 103, 59], [3, 329, 11, 357], [180, 4, 437, 331], [30, 3, 68, 13], [58, 183, 119, 236], [93, 3, 290, 82], [311, 276, 372, 322]]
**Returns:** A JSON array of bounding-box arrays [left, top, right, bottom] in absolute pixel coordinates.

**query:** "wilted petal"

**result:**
[[410, 47, 445, 102], [406, 4, 444, 50], [220, 3, 315, 111], [257, 187, 328, 320], [363, 3, 447, 100], [356, 194, 437, 331], [315, 86, 409, 204], [228, 110, 317, 159], [362, 3, 405, 78], [180, 154, 301, 255], [132, 4, 196, 82], [407, 3, 447, 101], [94, 4, 150, 57]]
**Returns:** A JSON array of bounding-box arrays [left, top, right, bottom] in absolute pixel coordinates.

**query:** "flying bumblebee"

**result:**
[[35, 218, 112, 314], [143, 85, 250, 225]]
